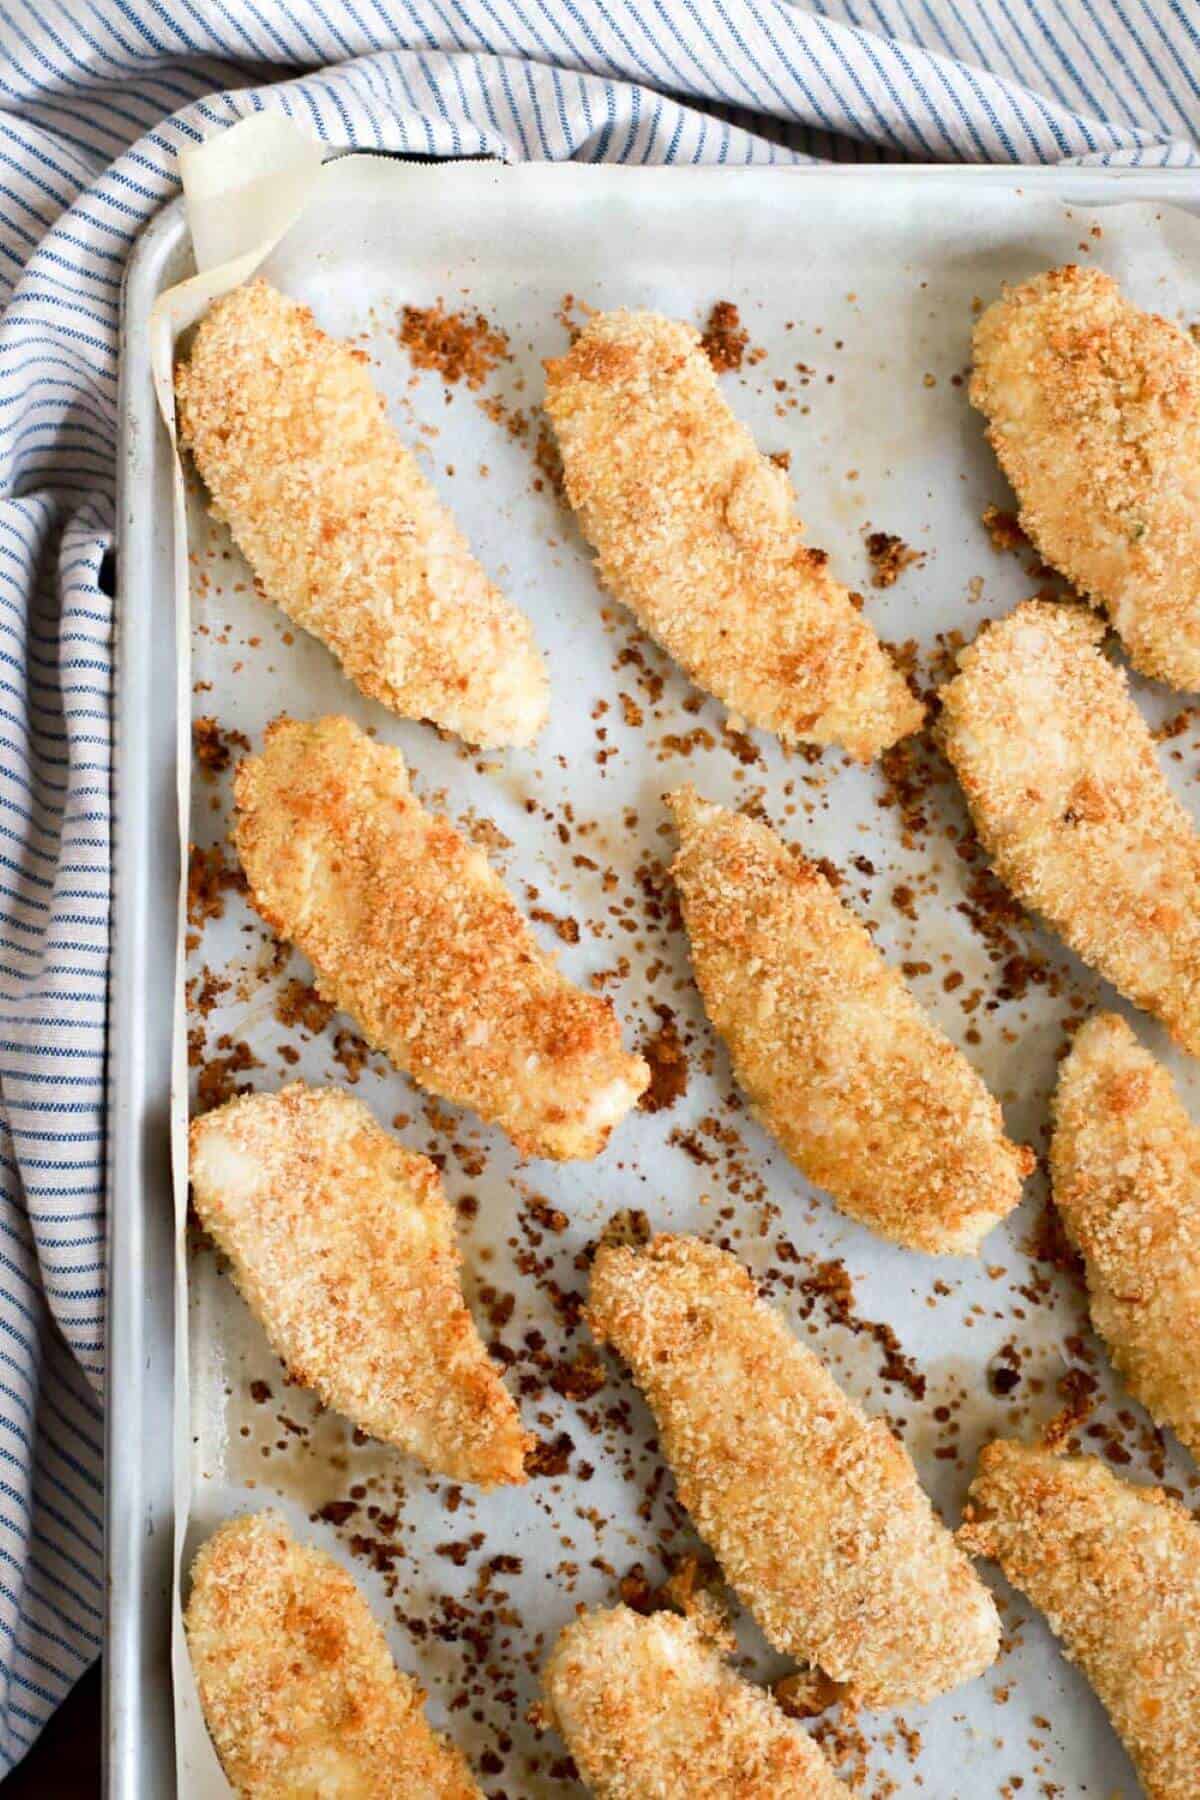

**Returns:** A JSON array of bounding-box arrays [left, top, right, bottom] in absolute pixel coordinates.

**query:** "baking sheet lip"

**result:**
[[110, 155, 1200, 1800], [107, 194, 190, 1800], [316, 154, 1200, 193]]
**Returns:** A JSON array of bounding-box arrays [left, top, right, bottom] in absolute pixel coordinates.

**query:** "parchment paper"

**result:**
[[161, 143, 1200, 1797]]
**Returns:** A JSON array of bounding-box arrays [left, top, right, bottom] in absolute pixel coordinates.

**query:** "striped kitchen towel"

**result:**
[[0, 0, 1196, 1773]]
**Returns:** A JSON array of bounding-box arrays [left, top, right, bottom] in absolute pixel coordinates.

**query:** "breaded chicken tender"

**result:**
[[961, 1440, 1200, 1800], [176, 279, 548, 749], [588, 1235, 1000, 1707], [543, 310, 922, 761], [940, 600, 1200, 1054], [189, 1085, 530, 1487], [1051, 1013, 1200, 1461], [234, 717, 648, 1160], [667, 789, 1032, 1253], [541, 1605, 848, 1799], [186, 1512, 481, 1798], [972, 265, 1200, 691]]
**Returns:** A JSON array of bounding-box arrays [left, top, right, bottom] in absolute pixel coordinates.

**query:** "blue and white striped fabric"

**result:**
[[0, 0, 1196, 1772]]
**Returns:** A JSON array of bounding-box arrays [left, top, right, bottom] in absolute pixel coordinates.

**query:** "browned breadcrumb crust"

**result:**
[[961, 1440, 1200, 1800], [189, 1085, 531, 1487], [233, 716, 648, 1160], [1050, 1013, 1200, 1461], [939, 599, 1200, 1054], [185, 1512, 483, 1798], [971, 264, 1200, 691], [175, 279, 548, 749], [667, 789, 1033, 1254], [543, 310, 923, 761], [541, 1605, 848, 1798], [587, 1235, 1000, 1707]]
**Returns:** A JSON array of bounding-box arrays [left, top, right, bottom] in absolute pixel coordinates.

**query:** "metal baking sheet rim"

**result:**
[[108, 155, 1200, 1800]]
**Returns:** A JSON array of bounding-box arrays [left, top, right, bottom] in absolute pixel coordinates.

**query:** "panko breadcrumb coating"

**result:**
[[940, 600, 1200, 1055], [233, 716, 648, 1160], [588, 1235, 1000, 1707], [543, 310, 922, 761], [1051, 1014, 1200, 1461], [186, 1512, 482, 1798], [541, 1605, 848, 1799], [176, 279, 548, 749], [972, 265, 1200, 691], [189, 1085, 530, 1487], [667, 789, 1032, 1254], [961, 1440, 1200, 1800]]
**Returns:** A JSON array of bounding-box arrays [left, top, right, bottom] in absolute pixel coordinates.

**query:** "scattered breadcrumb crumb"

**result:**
[[864, 530, 926, 588]]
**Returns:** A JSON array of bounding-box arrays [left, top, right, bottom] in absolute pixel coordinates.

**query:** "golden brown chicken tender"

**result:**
[[176, 279, 548, 749], [186, 1512, 482, 1798], [961, 1440, 1200, 1800], [972, 264, 1200, 691], [588, 1234, 1000, 1708], [233, 716, 648, 1160], [940, 599, 1200, 1054], [667, 788, 1032, 1253], [189, 1084, 530, 1487], [1051, 1013, 1200, 1461], [543, 310, 922, 761], [541, 1605, 848, 1799]]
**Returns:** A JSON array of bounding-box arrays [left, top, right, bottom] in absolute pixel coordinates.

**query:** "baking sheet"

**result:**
[[173, 155, 1200, 1797]]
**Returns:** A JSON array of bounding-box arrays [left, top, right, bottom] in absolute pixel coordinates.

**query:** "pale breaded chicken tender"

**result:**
[[667, 788, 1033, 1253], [233, 716, 648, 1160], [940, 600, 1200, 1055], [176, 279, 548, 749], [1051, 1013, 1200, 1461], [541, 1605, 848, 1799], [189, 1085, 530, 1487], [186, 1512, 481, 1798], [543, 310, 922, 761], [972, 265, 1200, 691], [588, 1235, 1000, 1707], [961, 1440, 1200, 1800]]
